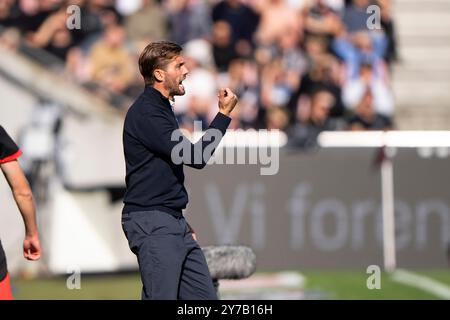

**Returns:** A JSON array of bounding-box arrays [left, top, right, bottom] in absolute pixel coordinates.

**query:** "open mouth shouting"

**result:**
[[178, 76, 187, 92], [178, 79, 184, 91]]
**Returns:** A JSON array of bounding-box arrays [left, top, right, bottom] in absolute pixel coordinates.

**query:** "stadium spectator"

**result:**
[[332, 0, 388, 79], [347, 87, 392, 130], [254, 0, 303, 46], [288, 36, 345, 121], [260, 58, 293, 111], [288, 88, 343, 148], [211, 20, 238, 72], [13, 0, 58, 35], [303, 0, 343, 38], [218, 58, 260, 129], [0, 0, 16, 28], [342, 58, 394, 117], [278, 26, 308, 92], [266, 106, 290, 131], [166, 0, 212, 45], [26, 7, 74, 60], [87, 0, 123, 28], [124, 0, 168, 42], [212, 0, 260, 57], [0, 26, 20, 51], [378, 0, 397, 65], [87, 24, 134, 93]]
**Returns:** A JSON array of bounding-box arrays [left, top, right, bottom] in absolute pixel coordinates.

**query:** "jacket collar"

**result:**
[[143, 86, 172, 110]]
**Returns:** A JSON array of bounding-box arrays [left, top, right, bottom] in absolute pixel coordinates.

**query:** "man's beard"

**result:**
[[166, 77, 185, 97]]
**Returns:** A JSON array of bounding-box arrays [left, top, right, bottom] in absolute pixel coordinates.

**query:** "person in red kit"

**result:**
[[0, 125, 41, 300]]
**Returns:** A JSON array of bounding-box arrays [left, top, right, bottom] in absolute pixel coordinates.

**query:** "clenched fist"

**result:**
[[218, 88, 238, 117]]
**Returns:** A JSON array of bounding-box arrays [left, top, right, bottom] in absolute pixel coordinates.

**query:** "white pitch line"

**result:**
[[219, 271, 305, 291], [391, 269, 450, 300]]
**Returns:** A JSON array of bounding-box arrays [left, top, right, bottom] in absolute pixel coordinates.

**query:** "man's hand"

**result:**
[[218, 88, 238, 117], [23, 234, 41, 261], [187, 222, 198, 241]]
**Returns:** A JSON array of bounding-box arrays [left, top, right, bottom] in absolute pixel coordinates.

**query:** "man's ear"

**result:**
[[154, 69, 164, 83]]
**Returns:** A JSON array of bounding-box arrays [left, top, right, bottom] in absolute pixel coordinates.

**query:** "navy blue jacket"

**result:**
[[122, 86, 231, 216]]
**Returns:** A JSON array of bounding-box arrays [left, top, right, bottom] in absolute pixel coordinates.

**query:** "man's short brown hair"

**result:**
[[138, 41, 182, 86]]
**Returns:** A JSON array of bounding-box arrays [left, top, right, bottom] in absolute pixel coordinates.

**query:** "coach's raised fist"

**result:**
[[218, 88, 238, 117]]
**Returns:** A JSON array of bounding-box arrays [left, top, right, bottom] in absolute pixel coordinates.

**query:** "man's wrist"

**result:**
[[219, 110, 231, 117], [25, 227, 39, 237]]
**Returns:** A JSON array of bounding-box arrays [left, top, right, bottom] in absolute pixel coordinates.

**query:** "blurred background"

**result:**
[[0, 0, 449, 299]]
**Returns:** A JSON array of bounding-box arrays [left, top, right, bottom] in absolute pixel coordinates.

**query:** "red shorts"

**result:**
[[0, 272, 13, 300]]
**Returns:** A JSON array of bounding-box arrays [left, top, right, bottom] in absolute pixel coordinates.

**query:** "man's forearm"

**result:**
[[1, 161, 40, 237], [184, 112, 231, 169], [13, 192, 39, 236]]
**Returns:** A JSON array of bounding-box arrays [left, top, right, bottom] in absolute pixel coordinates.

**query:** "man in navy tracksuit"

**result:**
[[122, 41, 238, 300]]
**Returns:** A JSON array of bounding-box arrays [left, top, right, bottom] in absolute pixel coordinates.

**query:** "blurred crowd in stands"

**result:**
[[0, 0, 398, 148]]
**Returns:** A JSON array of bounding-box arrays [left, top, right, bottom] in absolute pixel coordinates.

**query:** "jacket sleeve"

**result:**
[[137, 111, 231, 169]]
